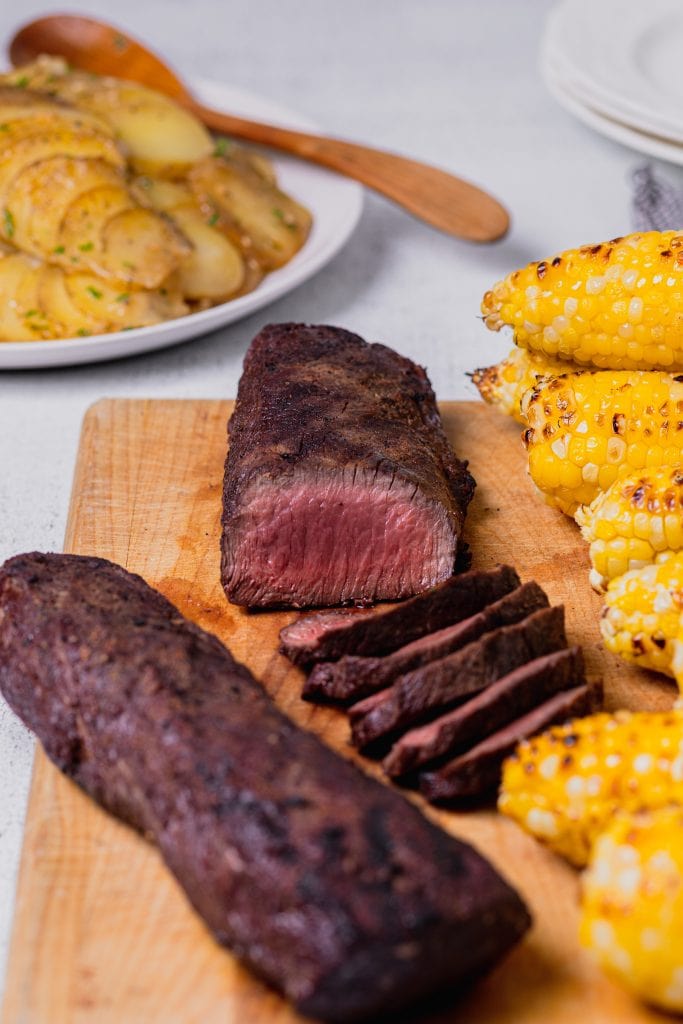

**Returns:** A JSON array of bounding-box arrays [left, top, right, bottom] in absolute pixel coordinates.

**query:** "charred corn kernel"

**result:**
[[580, 806, 683, 1012], [470, 347, 567, 423], [498, 709, 683, 867], [576, 465, 683, 590], [481, 231, 683, 371], [601, 553, 683, 681], [522, 370, 683, 516]]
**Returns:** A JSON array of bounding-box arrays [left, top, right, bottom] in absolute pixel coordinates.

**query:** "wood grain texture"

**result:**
[[2, 399, 675, 1024]]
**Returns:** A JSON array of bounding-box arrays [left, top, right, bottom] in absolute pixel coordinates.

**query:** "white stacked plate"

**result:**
[[541, 0, 683, 164]]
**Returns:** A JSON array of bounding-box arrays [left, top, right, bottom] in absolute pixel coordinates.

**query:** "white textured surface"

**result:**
[[0, 0, 668, 995]]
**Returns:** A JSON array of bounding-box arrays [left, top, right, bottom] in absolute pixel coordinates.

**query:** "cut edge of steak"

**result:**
[[383, 646, 585, 778], [304, 580, 549, 703], [350, 605, 567, 752], [280, 563, 521, 667], [420, 680, 603, 804], [221, 324, 476, 608], [0, 551, 531, 1023]]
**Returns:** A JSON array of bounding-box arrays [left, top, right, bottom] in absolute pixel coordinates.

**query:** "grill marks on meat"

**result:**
[[420, 682, 602, 804], [0, 552, 530, 1022], [221, 324, 475, 608], [280, 563, 520, 667], [304, 581, 549, 703], [284, 567, 599, 803], [349, 606, 567, 751]]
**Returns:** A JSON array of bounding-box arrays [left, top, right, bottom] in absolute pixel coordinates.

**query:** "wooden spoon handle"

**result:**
[[189, 100, 509, 242]]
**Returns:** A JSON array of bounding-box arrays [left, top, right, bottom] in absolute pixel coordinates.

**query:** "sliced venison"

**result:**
[[221, 323, 476, 608], [304, 581, 549, 703], [350, 605, 567, 751], [0, 552, 530, 1023], [281, 563, 520, 668], [420, 682, 601, 804], [383, 646, 585, 778]]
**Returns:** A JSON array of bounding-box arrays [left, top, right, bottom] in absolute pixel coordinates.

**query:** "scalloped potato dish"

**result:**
[[0, 57, 312, 341]]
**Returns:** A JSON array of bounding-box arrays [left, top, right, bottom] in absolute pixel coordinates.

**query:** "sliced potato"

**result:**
[[167, 204, 244, 301], [132, 176, 193, 212], [64, 271, 188, 328], [0, 129, 124, 206], [0, 252, 49, 340], [59, 184, 135, 269], [6, 157, 123, 258], [39, 264, 107, 337], [0, 86, 116, 137], [1, 60, 213, 176], [6, 160, 188, 287], [188, 155, 312, 270], [100, 207, 190, 289]]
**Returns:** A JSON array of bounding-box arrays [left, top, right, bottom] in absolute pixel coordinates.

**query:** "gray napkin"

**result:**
[[632, 164, 683, 231]]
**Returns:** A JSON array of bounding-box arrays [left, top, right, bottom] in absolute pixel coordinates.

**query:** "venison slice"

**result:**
[[420, 682, 601, 804], [280, 563, 520, 668], [0, 552, 531, 1023], [383, 647, 585, 778], [304, 581, 549, 703], [221, 323, 476, 608], [350, 606, 567, 751]]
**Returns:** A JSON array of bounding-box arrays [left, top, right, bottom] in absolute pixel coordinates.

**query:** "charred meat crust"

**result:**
[[420, 681, 603, 803], [280, 564, 520, 668], [0, 552, 530, 1022], [383, 647, 585, 778], [350, 605, 567, 751], [304, 580, 549, 703], [221, 324, 476, 608]]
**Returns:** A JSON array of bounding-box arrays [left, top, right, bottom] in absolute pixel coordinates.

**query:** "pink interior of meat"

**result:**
[[227, 472, 456, 606], [279, 608, 370, 647]]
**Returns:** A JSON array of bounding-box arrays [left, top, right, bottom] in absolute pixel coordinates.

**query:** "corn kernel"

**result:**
[[482, 232, 683, 370]]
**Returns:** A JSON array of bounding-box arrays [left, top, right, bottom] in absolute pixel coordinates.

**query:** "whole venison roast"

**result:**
[[0, 553, 530, 1023], [221, 323, 475, 607]]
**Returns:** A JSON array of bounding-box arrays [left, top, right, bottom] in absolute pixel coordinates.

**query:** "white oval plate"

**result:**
[[542, 55, 683, 168], [542, 0, 683, 143], [0, 77, 363, 369]]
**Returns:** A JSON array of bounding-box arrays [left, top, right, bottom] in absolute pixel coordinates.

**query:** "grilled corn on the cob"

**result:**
[[522, 370, 683, 516], [580, 806, 683, 1013], [601, 552, 683, 682], [471, 347, 566, 423], [482, 230, 683, 371], [498, 709, 683, 866], [576, 466, 683, 591]]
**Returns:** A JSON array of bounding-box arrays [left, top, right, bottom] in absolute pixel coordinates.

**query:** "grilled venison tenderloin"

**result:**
[[221, 323, 475, 607], [0, 553, 530, 1023]]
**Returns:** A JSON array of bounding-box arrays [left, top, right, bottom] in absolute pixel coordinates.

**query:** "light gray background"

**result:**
[[0, 0, 661, 995]]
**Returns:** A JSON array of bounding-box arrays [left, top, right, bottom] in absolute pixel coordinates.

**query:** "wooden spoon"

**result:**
[[9, 14, 509, 242]]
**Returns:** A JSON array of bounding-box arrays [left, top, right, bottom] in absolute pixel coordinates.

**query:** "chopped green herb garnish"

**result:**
[[207, 211, 219, 226], [78, 241, 94, 252], [76, 328, 90, 337], [213, 137, 232, 157], [86, 285, 102, 300], [272, 207, 296, 231], [113, 34, 128, 51], [0, 124, 8, 132], [13, 76, 29, 89], [122, 260, 136, 270], [24, 309, 38, 318], [3, 209, 14, 239], [115, 293, 130, 303], [53, 245, 65, 254]]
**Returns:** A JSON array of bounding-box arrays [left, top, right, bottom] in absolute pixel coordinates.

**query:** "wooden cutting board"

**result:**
[[2, 399, 676, 1024]]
